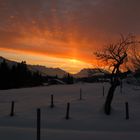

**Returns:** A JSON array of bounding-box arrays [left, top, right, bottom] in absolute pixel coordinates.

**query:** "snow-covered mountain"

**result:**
[[28, 65, 68, 78], [0, 56, 68, 78], [73, 68, 110, 78]]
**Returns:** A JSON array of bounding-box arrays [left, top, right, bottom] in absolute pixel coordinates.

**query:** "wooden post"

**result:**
[[37, 108, 41, 140], [66, 103, 70, 120], [120, 80, 123, 94], [50, 94, 54, 108], [103, 85, 105, 97], [125, 102, 129, 120], [80, 88, 82, 100], [10, 101, 15, 117]]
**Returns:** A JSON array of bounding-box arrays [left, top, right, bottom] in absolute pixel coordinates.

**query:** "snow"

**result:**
[[28, 65, 67, 78], [0, 83, 140, 140], [74, 68, 109, 78]]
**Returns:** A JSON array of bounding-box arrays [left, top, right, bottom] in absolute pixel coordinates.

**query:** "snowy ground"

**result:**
[[0, 82, 140, 140]]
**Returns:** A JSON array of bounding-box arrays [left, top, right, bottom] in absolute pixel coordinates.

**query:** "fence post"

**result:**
[[120, 80, 123, 94], [10, 101, 15, 117], [37, 108, 41, 140], [80, 88, 82, 100], [125, 102, 129, 120], [66, 103, 70, 120], [103, 85, 105, 97], [50, 94, 54, 108]]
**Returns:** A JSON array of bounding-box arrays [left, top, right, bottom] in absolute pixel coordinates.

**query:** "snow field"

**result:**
[[0, 83, 140, 140]]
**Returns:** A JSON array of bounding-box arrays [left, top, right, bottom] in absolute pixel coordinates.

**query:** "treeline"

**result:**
[[0, 60, 45, 89], [62, 73, 74, 84]]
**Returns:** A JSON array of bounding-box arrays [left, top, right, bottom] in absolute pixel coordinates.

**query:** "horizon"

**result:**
[[0, 55, 104, 74], [0, 0, 140, 73]]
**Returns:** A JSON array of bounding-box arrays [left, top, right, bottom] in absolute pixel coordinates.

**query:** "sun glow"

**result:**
[[69, 59, 80, 63], [0, 48, 94, 74], [67, 58, 93, 74]]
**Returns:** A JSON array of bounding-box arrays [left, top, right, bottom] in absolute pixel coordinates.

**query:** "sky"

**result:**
[[0, 0, 140, 73]]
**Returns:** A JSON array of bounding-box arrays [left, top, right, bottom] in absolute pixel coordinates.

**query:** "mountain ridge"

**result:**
[[73, 68, 110, 78], [0, 56, 68, 78], [0, 56, 110, 78]]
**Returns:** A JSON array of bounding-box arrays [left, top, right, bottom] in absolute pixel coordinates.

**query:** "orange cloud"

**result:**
[[0, 0, 140, 73]]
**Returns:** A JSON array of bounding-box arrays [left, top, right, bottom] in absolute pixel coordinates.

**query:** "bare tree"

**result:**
[[95, 34, 139, 115]]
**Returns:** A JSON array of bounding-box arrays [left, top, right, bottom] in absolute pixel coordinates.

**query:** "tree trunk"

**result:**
[[104, 82, 117, 115]]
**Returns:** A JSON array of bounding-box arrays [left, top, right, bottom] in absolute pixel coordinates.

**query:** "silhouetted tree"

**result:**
[[95, 34, 139, 115], [63, 73, 74, 84], [0, 61, 44, 89], [0, 60, 10, 88]]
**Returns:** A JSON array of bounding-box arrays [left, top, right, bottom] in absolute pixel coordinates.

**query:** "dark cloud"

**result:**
[[1, 0, 140, 35]]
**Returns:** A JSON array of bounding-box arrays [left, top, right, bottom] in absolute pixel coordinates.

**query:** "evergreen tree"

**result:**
[[0, 60, 44, 89], [63, 73, 74, 84]]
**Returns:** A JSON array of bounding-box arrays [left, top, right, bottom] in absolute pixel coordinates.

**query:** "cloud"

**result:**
[[0, 0, 140, 65]]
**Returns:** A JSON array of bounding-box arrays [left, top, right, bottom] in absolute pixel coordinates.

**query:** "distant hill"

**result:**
[[0, 56, 68, 78], [0, 56, 17, 67], [28, 65, 68, 78], [0, 56, 110, 79], [73, 68, 110, 78]]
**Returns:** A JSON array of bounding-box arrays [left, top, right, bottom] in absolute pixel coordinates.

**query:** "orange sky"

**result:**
[[0, 0, 140, 73]]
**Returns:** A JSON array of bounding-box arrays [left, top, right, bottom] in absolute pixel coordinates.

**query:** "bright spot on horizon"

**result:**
[[0, 49, 93, 74]]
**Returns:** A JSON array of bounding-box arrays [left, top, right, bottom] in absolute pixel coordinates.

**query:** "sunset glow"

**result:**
[[0, 48, 94, 73], [0, 0, 140, 73]]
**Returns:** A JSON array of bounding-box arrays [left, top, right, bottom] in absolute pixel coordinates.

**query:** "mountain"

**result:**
[[0, 56, 110, 78], [0, 56, 68, 78], [0, 56, 17, 67], [73, 68, 110, 78], [28, 65, 67, 78]]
